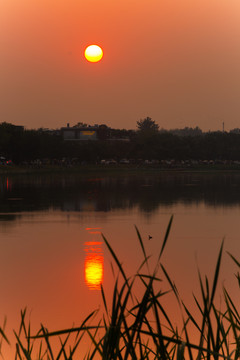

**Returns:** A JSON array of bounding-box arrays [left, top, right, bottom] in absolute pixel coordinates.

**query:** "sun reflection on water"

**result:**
[[84, 228, 103, 290]]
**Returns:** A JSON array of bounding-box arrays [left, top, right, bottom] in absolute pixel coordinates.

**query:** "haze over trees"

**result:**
[[1, 119, 240, 164]]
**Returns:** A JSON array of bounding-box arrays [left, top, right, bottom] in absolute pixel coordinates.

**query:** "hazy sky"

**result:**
[[1, 0, 240, 131]]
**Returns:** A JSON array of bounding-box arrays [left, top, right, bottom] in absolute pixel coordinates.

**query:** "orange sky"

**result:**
[[1, 0, 240, 131]]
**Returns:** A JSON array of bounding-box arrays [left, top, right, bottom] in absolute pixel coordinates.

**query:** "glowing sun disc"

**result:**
[[84, 45, 103, 63]]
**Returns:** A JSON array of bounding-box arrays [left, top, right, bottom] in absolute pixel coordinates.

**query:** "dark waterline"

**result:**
[[1, 173, 240, 219]]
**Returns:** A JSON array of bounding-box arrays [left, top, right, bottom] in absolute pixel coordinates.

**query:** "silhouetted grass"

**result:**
[[1, 216, 240, 359]]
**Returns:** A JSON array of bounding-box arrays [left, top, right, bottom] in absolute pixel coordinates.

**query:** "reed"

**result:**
[[1, 216, 240, 359]]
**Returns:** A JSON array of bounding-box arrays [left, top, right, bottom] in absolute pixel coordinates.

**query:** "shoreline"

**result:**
[[2, 164, 240, 176]]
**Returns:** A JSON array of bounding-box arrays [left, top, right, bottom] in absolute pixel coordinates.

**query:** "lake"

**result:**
[[0, 171, 239, 358]]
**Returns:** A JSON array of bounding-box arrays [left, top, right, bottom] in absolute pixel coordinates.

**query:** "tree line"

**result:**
[[1, 119, 240, 164]]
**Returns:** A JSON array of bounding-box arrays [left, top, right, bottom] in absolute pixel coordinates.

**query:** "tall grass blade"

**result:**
[[85, 327, 103, 358], [15, 343, 23, 360], [235, 272, 240, 288], [138, 329, 227, 358], [152, 294, 176, 333], [227, 252, 240, 267], [182, 301, 202, 333], [182, 322, 194, 360], [0, 327, 9, 346], [18, 308, 27, 338], [210, 240, 224, 306], [223, 288, 240, 360], [214, 310, 231, 358], [32, 310, 99, 338], [102, 233, 129, 287], [33, 325, 101, 339], [152, 297, 169, 360], [158, 215, 173, 262], [85, 319, 102, 359], [177, 341, 185, 360], [13, 331, 31, 360], [137, 256, 152, 274], [161, 264, 180, 303], [196, 269, 208, 360], [193, 293, 204, 317], [224, 288, 240, 325], [40, 325, 54, 360], [101, 284, 108, 315], [135, 225, 149, 269], [56, 333, 71, 360]]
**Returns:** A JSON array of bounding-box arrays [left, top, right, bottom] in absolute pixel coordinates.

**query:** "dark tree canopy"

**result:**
[[73, 122, 88, 128], [2, 120, 240, 164], [137, 117, 159, 132]]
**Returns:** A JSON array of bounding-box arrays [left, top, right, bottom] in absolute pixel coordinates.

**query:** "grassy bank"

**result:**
[[0, 217, 240, 359]]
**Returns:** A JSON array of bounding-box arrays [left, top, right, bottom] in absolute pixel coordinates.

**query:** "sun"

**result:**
[[84, 45, 103, 63]]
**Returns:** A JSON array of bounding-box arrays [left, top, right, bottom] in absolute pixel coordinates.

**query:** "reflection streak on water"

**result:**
[[84, 228, 103, 290]]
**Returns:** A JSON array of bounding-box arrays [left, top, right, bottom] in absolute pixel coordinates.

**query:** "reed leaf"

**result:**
[[135, 225, 148, 267], [223, 288, 239, 359], [13, 331, 31, 360], [152, 297, 169, 360], [138, 329, 229, 358], [137, 256, 152, 274], [0, 326, 9, 346], [55, 332, 71, 360], [161, 264, 180, 304], [32, 325, 102, 339], [182, 321, 194, 360], [32, 310, 99, 339], [102, 233, 129, 287], [227, 252, 240, 268], [40, 325, 55, 360], [210, 240, 224, 307], [182, 301, 202, 333], [101, 284, 108, 315], [224, 288, 240, 325], [158, 215, 173, 262], [152, 294, 176, 334], [176, 341, 185, 360]]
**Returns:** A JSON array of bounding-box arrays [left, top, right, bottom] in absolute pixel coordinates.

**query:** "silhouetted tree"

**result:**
[[169, 126, 202, 137], [137, 117, 159, 132]]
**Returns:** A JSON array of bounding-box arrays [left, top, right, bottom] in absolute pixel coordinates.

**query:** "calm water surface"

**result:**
[[0, 172, 240, 357]]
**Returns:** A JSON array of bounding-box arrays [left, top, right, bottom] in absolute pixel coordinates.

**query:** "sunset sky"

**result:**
[[1, 0, 240, 131]]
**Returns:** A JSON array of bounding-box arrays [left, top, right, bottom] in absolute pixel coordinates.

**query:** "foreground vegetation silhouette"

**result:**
[[1, 216, 240, 359]]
